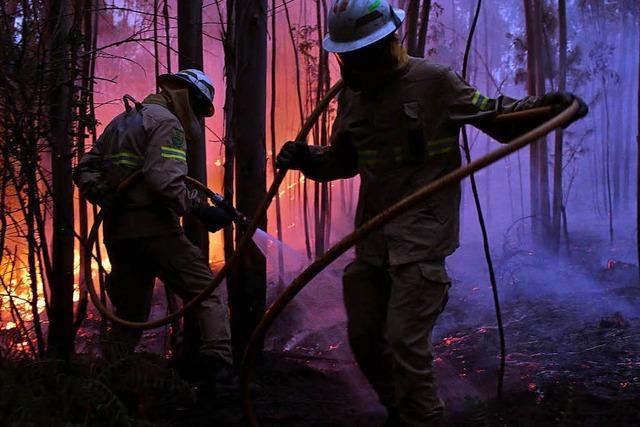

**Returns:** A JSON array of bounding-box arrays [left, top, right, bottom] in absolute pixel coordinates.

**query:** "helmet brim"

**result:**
[[322, 8, 405, 53]]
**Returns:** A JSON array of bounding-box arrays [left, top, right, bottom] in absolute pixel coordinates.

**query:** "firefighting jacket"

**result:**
[[74, 102, 194, 243], [300, 57, 549, 266]]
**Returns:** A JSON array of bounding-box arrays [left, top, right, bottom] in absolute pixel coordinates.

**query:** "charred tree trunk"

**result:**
[[313, 0, 330, 257], [46, 0, 76, 359], [73, 0, 95, 338], [177, 0, 207, 361], [162, 0, 180, 353], [270, 0, 284, 286], [222, 0, 236, 279], [229, 0, 267, 361], [551, 0, 567, 254], [178, 0, 208, 256]]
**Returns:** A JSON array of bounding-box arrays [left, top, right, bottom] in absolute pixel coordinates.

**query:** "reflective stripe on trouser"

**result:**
[[104, 233, 232, 366], [343, 260, 450, 426]]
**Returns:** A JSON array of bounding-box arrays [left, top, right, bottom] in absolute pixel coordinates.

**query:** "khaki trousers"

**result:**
[[343, 259, 450, 426], [104, 233, 232, 366]]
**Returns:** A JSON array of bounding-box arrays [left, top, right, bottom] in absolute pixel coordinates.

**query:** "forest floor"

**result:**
[[1, 228, 640, 426]]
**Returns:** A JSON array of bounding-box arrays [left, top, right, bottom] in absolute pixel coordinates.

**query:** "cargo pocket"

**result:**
[[402, 101, 426, 165], [418, 261, 451, 314], [418, 261, 450, 285]]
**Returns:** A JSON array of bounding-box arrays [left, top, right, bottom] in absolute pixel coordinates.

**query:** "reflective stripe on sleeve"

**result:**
[[427, 136, 458, 156], [106, 151, 143, 168], [471, 91, 491, 111], [161, 146, 187, 161]]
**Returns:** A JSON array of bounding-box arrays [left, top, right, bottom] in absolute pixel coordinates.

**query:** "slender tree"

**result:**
[[404, 0, 420, 56], [221, 0, 236, 279], [637, 25, 639, 277], [229, 0, 267, 360], [46, 0, 76, 359], [270, 0, 284, 285], [524, 0, 550, 245], [551, 0, 567, 253], [177, 0, 207, 361], [415, 0, 432, 57]]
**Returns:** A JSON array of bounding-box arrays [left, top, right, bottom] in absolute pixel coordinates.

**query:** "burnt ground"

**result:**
[[1, 230, 640, 426]]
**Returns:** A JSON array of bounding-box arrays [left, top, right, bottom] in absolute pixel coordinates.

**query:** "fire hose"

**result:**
[[240, 100, 581, 426], [80, 73, 572, 426], [81, 81, 345, 330]]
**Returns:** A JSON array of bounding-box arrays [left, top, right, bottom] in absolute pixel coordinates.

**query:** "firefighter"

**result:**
[[276, 1, 588, 425], [74, 69, 233, 386]]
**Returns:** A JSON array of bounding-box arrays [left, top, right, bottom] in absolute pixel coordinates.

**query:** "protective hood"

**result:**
[[143, 83, 202, 145]]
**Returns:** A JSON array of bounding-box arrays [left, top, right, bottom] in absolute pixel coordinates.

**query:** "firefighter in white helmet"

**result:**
[[277, 0, 588, 425], [74, 69, 234, 393]]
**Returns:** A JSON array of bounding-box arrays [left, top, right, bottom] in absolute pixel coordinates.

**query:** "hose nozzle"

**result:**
[[210, 193, 249, 227]]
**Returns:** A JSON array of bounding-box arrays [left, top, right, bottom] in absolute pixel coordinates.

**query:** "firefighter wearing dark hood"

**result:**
[[74, 69, 234, 386], [276, 1, 588, 425]]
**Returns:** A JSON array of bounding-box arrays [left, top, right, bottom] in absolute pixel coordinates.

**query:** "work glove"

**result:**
[[275, 141, 309, 171], [539, 92, 589, 128], [80, 180, 120, 210], [192, 204, 234, 233]]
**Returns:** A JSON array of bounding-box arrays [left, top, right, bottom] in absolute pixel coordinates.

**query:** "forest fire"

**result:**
[[2, 0, 640, 426]]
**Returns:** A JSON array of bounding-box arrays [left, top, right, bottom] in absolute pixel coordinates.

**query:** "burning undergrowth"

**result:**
[[1, 226, 639, 426]]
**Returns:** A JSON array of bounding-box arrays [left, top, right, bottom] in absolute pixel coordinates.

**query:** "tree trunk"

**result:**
[[178, 0, 208, 256], [222, 0, 236, 284], [524, 0, 539, 241], [46, 0, 76, 359], [229, 0, 267, 361], [636, 27, 639, 276], [177, 0, 208, 361], [534, 0, 550, 242], [524, 0, 549, 246], [415, 0, 431, 57], [270, 0, 284, 287], [405, 0, 420, 56], [73, 0, 94, 338], [551, 0, 567, 254]]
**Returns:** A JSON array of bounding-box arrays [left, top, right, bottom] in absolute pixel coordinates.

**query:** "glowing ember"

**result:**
[[442, 336, 464, 346]]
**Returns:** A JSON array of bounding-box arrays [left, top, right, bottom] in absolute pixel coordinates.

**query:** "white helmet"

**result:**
[[323, 0, 405, 53], [158, 69, 215, 117]]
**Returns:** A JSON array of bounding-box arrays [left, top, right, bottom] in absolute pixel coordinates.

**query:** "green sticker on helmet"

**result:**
[[368, 0, 381, 11]]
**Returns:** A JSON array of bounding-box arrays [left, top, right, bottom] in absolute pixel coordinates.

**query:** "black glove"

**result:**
[[192, 204, 234, 233], [540, 92, 589, 128], [275, 141, 309, 170]]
